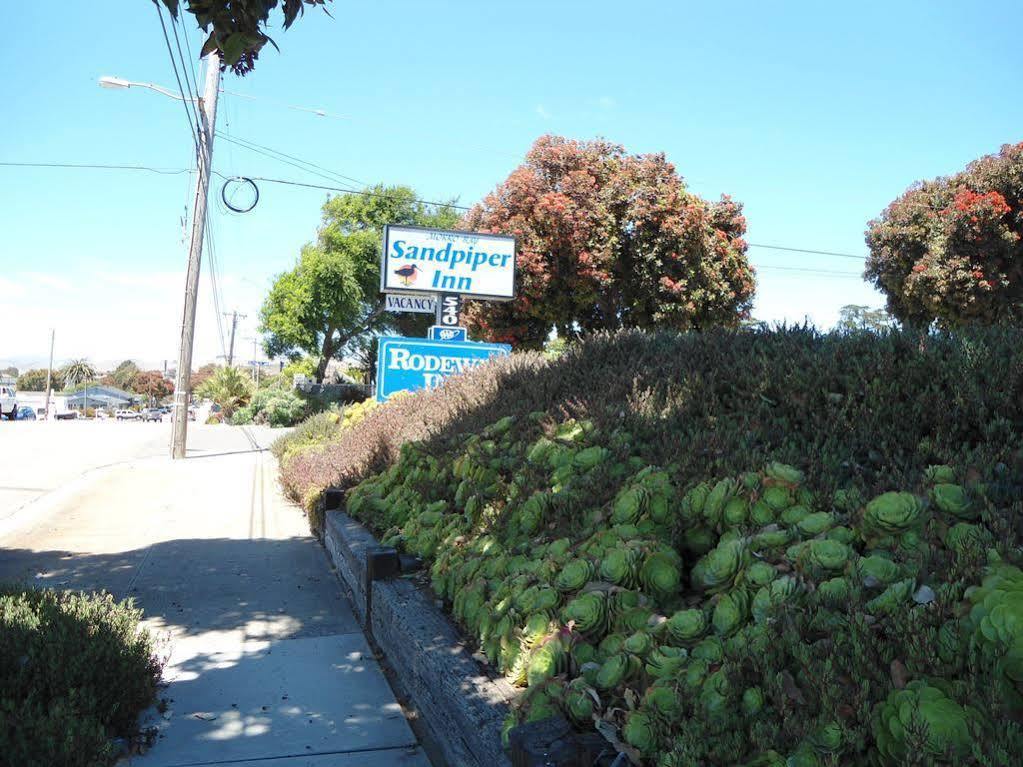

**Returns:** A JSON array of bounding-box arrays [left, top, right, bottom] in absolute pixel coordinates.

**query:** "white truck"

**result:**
[[0, 380, 17, 420]]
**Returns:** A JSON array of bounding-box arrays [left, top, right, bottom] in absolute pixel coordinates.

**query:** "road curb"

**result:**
[[324, 510, 515, 767]]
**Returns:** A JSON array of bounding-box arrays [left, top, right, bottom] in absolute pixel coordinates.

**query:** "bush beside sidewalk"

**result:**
[[0, 585, 163, 767]]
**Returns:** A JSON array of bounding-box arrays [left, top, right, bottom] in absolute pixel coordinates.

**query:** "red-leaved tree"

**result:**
[[460, 136, 756, 347], [865, 142, 1023, 327]]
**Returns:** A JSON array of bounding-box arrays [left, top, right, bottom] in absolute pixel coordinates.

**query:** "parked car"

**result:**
[[0, 384, 16, 420], [141, 408, 163, 422], [115, 409, 140, 421], [54, 411, 78, 420], [16, 406, 36, 420]]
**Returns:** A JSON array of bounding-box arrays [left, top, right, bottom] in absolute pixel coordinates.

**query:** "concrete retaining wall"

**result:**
[[324, 510, 515, 767]]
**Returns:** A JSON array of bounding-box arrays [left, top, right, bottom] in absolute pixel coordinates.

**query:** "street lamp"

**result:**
[[98, 52, 222, 459], [98, 75, 192, 101]]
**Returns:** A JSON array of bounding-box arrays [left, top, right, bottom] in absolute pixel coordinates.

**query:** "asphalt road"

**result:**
[[0, 419, 284, 526]]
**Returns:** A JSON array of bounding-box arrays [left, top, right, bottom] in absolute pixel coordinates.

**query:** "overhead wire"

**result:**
[[214, 132, 370, 187], [152, 1, 200, 153], [0, 161, 191, 174]]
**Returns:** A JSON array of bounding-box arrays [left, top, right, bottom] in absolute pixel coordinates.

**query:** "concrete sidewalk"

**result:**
[[0, 440, 430, 767]]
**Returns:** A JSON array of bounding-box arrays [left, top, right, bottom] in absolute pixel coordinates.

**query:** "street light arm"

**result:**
[[98, 75, 196, 102]]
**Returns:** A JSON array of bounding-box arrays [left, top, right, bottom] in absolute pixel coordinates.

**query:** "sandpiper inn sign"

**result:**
[[381, 224, 516, 300]]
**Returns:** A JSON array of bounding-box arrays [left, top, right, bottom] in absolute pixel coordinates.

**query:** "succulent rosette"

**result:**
[[871, 681, 973, 763], [863, 492, 924, 535]]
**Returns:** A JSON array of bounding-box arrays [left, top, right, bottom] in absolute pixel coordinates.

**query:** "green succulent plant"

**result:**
[[692, 539, 746, 593], [872, 681, 973, 763], [562, 591, 607, 636], [763, 485, 794, 512], [924, 464, 956, 484], [930, 483, 977, 520], [623, 710, 657, 757], [712, 590, 750, 637], [595, 653, 631, 690], [807, 539, 851, 572], [864, 492, 924, 535], [600, 547, 639, 587], [563, 677, 596, 724], [796, 511, 835, 537], [612, 486, 648, 524], [645, 645, 687, 679], [765, 461, 804, 486], [640, 550, 682, 600], [555, 558, 595, 593], [742, 686, 765, 716], [666, 608, 708, 646], [704, 478, 739, 524]]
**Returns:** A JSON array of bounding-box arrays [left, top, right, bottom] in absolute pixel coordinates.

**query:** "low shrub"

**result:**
[[280, 326, 1023, 531], [272, 399, 380, 481], [279, 325, 1023, 764], [0, 586, 163, 767], [249, 388, 307, 427], [345, 418, 1023, 764], [230, 407, 254, 425]]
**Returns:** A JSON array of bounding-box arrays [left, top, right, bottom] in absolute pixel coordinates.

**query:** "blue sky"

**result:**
[[2, 1, 1020, 369]]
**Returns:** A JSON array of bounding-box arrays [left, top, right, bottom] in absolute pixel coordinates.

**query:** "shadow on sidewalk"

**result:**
[[0, 538, 428, 765], [0, 537, 355, 641]]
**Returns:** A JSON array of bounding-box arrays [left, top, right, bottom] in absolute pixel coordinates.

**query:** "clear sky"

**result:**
[[2, 1, 1020, 371]]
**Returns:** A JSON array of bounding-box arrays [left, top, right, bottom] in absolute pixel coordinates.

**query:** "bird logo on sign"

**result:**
[[393, 264, 421, 287]]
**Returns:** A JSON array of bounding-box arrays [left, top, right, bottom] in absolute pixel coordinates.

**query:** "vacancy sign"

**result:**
[[385, 294, 436, 314], [381, 225, 516, 300]]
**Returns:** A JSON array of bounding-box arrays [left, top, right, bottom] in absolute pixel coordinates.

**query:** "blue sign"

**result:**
[[376, 336, 511, 401], [427, 325, 468, 342]]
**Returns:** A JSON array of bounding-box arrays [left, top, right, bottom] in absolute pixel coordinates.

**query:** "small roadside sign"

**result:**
[[427, 325, 468, 342], [385, 294, 437, 314], [376, 336, 511, 400]]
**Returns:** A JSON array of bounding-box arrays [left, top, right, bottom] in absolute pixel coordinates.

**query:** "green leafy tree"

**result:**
[[462, 135, 756, 348], [161, 0, 332, 75], [865, 142, 1023, 328], [836, 305, 894, 333], [1, 366, 17, 378], [197, 366, 253, 417], [61, 359, 97, 390], [16, 368, 61, 392], [260, 185, 459, 381], [104, 360, 140, 390]]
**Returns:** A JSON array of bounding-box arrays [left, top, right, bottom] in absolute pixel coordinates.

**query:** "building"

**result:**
[[64, 385, 137, 411]]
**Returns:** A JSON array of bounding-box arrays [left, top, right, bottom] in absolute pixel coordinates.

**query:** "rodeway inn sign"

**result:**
[[381, 224, 516, 300], [376, 337, 511, 400]]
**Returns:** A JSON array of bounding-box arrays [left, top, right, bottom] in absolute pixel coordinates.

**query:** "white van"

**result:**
[[0, 383, 17, 420]]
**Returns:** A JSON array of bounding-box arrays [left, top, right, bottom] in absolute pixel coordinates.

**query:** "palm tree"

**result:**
[[62, 359, 97, 390], [196, 366, 252, 418]]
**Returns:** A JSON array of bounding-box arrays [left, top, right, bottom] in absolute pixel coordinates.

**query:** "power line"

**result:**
[[169, 12, 203, 144], [0, 162, 872, 275], [215, 132, 369, 187], [0, 161, 191, 174], [152, 1, 200, 153], [748, 242, 865, 260], [756, 264, 863, 277], [226, 173, 469, 210]]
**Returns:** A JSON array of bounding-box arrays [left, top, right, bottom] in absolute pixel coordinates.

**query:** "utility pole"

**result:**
[[222, 311, 246, 367], [170, 51, 221, 459], [43, 329, 55, 421], [247, 337, 261, 386]]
